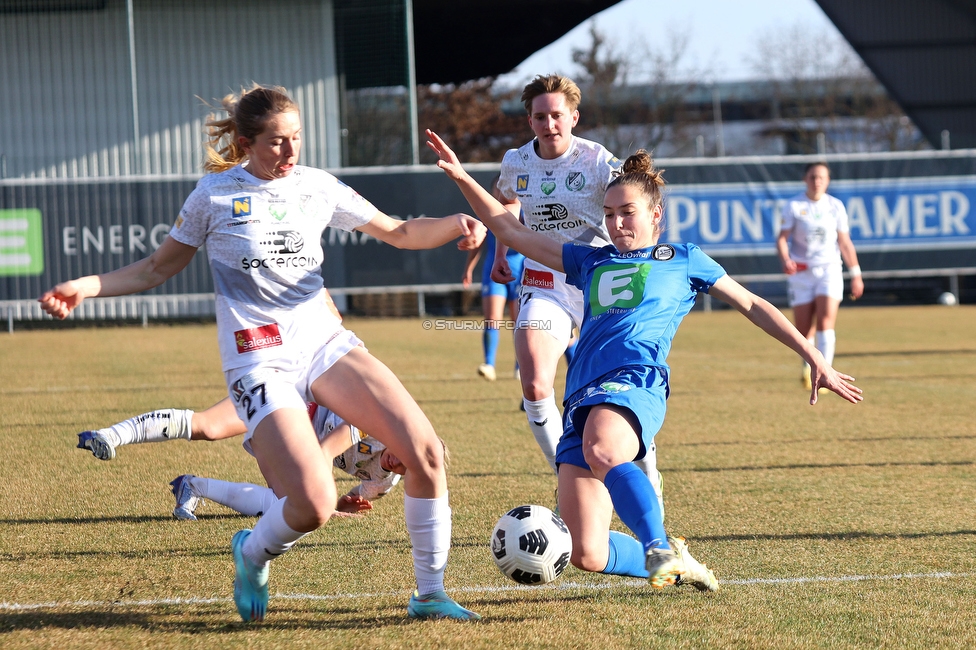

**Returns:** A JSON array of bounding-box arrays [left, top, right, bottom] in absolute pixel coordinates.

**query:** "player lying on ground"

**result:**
[[429, 130, 862, 591], [78, 397, 412, 518]]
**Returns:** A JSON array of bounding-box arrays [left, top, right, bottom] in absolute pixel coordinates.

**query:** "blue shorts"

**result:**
[[556, 366, 669, 471], [481, 254, 524, 302]]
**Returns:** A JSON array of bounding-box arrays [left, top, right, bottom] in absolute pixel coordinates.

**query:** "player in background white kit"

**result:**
[[77, 398, 408, 519], [491, 75, 662, 504], [777, 162, 864, 393], [39, 85, 483, 623]]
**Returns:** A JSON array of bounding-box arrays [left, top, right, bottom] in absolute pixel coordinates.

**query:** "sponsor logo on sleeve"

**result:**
[[516, 174, 529, 191], [357, 441, 372, 455], [234, 323, 283, 354]]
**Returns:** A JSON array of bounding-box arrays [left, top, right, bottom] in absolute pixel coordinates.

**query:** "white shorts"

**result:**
[[516, 264, 582, 347], [787, 263, 844, 307], [226, 328, 362, 455], [308, 402, 358, 445]]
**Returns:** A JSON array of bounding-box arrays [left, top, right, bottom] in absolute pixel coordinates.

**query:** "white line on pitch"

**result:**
[[1, 571, 972, 612]]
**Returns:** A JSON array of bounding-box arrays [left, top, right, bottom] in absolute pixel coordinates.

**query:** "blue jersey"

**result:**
[[562, 242, 726, 396]]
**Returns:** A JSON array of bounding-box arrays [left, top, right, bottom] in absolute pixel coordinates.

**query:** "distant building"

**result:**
[[503, 78, 931, 159]]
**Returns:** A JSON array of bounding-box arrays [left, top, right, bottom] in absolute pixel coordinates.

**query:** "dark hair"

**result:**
[[607, 149, 666, 209], [521, 74, 582, 113], [804, 161, 830, 177], [203, 84, 299, 173]]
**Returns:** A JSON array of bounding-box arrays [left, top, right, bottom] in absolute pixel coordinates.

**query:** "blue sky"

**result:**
[[497, 0, 844, 86]]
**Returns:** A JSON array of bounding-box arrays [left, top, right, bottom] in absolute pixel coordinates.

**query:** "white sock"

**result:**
[[242, 497, 306, 567], [404, 493, 451, 595], [816, 329, 836, 366], [189, 476, 277, 517], [99, 408, 193, 446], [523, 396, 561, 473]]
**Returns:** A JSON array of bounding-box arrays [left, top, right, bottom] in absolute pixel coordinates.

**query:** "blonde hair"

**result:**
[[521, 74, 582, 113], [203, 84, 299, 173]]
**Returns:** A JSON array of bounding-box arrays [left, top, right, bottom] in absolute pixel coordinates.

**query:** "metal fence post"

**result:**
[[417, 292, 426, 317]]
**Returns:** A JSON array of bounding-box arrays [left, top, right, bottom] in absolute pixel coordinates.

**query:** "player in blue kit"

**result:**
[[428, 131, 863, 589]]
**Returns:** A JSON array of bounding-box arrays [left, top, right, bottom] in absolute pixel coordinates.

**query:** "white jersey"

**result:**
[[780, 192, 849, 267], [497, 136, 619, 315], [309, 403, 401, 502], [170, 164, 377, 371]]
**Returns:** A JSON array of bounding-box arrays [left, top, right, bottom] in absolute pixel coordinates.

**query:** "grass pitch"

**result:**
[[1, 305, 975, 649]]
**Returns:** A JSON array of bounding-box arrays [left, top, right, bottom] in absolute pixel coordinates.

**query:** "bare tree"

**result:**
[[571, 21, 708, 157], [416, 78, 525, 163], [749, 24, 925, 153]]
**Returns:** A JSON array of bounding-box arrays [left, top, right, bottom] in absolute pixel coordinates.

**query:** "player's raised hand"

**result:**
[[426, 129, 466, 181]]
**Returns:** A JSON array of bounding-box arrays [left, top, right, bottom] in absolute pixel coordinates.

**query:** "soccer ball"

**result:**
[[490, 505, 572, 585], [938, 291, 957, 306]]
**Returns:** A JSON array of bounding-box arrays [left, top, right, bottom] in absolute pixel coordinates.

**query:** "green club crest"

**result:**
[[566, 172, 585, 191]]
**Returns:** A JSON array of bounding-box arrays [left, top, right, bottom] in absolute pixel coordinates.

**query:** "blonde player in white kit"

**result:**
[[39, 85, 483, 623], [777, 162, 864, 392]]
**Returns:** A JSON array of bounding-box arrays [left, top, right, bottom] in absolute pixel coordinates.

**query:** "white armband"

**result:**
[[848, 265, 861, 277]]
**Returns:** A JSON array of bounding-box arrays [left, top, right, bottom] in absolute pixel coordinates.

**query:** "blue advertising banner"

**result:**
[[664, 176, 976, 256], [2, 152, 975, 303]]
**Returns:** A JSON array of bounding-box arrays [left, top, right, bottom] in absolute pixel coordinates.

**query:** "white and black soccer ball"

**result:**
[[490, 505, 572, 585]]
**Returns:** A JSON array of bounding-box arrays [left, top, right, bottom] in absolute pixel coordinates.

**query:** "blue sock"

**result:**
[[603, 462, 669, 553], [483, 327, 500, 366], [603, 530, 649, 578], [563, 339, 577, 365]]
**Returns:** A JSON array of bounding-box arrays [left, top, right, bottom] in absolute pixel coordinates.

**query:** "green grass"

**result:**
[[1, 305, 975, 648]]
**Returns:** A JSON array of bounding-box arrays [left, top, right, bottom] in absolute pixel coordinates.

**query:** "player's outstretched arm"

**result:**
[[39, 237, 198, 319], [708, 275, 863, 405], [357, 211, 486, 252], [426, 129, 564, 272]]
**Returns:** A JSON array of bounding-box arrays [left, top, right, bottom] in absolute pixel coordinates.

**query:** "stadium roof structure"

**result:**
[[412, 0, 620, 85], [411, 0, 976, 150], [810, 1, 976, 149]]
